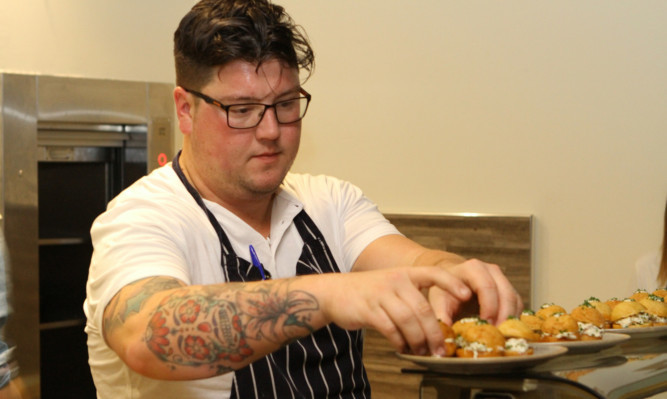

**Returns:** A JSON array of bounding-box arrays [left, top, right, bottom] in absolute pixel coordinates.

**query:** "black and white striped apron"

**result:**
[[173, 154, 371, 398]]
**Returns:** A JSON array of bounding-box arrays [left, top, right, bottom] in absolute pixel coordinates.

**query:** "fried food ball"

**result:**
[[653, 288, 667, 299], [571, 301, 606, 328], [456, 323, 506, 358], [630, 289, 650, 302], [536, 303, 567, 320], [437, 321, 457, 357], [520, 310, 543, 333], [611, 300, 651, 328], [605, 297, 622, 311], [452, 316, 481, 337], [541, 313, 580, 342], [586, 297, 612, 324], [639, 295, 667, 326], [498, 317, 540, 342]]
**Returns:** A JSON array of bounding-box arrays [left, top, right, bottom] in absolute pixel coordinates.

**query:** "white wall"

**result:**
[[0, 0, 192, 83], [2, 1, 666, 310]]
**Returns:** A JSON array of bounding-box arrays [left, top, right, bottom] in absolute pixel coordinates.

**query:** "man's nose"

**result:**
[[254, 106, 280, 140]]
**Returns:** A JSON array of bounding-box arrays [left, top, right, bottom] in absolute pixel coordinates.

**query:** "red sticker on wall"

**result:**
[[157, 152, 168, 166]]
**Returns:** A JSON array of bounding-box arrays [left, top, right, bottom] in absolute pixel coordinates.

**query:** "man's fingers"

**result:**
[[395, 280, 446, 355], [428, 288, 459, 324], [454, 260, 500, 323], [372, 307, 408, 353], [483, 262, 523, 322], [448, 260, 522, 325], [408, 267, 471, 301]]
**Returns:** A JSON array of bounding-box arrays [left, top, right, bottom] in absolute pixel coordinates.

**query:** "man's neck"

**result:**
[[180, 157, 274, 238]]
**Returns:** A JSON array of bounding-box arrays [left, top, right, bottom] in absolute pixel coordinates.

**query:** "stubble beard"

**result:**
[[239, 163, 292, 198]]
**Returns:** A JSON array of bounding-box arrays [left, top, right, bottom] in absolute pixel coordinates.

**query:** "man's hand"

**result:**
[[427, 259, 523, 325], [313, 266, 473, 357], [349, 235, 523, 356]]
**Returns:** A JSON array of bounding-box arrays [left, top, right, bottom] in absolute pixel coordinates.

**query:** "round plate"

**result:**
[[532, 333, 631, 354], [395, 345, 567, 375], [603, 325, 667, 339]]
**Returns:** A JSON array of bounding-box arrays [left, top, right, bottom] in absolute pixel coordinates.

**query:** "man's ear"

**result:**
[[174, 87, 194, 136]]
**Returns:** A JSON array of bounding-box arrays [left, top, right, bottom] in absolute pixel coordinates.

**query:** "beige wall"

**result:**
[[2, 0, 666, 310]]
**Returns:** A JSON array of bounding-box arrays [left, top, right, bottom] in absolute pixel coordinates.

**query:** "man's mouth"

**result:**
[[253, 151, 280, 160]]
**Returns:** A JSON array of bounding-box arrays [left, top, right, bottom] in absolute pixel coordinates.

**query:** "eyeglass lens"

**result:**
[[227, 97, 309, 128]]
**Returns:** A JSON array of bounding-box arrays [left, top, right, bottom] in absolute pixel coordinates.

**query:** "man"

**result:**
[[0, 232, 28, 399], [84, 0, 522, 398]]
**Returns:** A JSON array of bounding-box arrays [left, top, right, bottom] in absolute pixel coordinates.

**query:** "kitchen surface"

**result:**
[[364, 321, 667, 399], [1, 2, 667, 398], [4, 117, 666, 397], [415, 333, 667, 398], [362, 214, 667, 399]]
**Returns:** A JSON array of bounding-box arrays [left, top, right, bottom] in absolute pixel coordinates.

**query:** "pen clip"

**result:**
[[249, 244, 267, 280]]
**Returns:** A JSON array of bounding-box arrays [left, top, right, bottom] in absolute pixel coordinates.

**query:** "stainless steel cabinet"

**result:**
[[0, 73, 174, 398]]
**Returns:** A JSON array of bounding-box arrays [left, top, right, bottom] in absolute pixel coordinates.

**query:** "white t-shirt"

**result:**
[[84, 164, 400, 399], [635, 250, 662, 292]]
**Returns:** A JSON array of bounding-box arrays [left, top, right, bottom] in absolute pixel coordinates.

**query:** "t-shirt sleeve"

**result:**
[[286, 174, 402, 271], [86, 196, 196, 329], [335, 179, 402, 267]]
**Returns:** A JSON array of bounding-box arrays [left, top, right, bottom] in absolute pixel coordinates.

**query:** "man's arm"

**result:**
[[351, 234, 466, 272], [352, 234, 523, 325], [103, 276, 328, 380], [104, 264, 481, 378]]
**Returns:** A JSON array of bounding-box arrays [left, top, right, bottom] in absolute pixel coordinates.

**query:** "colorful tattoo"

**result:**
[[145, 279, 319, 371], [104, 277, 184, 336]]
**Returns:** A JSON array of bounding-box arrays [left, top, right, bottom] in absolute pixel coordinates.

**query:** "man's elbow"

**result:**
[[119, 341, 233, 381]]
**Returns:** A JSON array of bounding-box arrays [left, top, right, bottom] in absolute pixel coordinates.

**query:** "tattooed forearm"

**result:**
[[104, 277, 185, 336], [145, 279, 319, 370]]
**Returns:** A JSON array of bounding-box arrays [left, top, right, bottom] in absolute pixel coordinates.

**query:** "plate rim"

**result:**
[[531, 332, 631, 349], [396, 344, 568, 367], [602, 324, 667, 337]]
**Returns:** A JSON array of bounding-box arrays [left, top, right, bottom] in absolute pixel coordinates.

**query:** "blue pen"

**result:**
[[249, 244, 267, 280]]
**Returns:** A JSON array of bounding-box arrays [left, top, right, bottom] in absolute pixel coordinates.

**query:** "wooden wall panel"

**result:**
[[384, 213, 532, 306]]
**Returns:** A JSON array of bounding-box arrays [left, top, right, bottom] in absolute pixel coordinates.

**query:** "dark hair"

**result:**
[[659, 198, 667, 287], [174, 0, 314, 90]]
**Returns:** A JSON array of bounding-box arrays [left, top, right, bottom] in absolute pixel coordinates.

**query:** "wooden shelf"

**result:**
[[40, 319, 85, 331], [38, 237, 86, 246]]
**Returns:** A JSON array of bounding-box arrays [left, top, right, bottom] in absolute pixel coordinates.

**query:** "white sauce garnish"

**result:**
[[464, 342, 493, 358], [577, 322, 602, 337], [617, 312, 651, 328], [455, 335, 467, 348], [555, 331, 578, 340], [505, 338, 529, 353]]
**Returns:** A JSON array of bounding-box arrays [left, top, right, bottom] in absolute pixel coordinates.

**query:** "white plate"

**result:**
[[603, 325, 667, 339], [532, 333, 631, 354], [395, 345, 567, 375]]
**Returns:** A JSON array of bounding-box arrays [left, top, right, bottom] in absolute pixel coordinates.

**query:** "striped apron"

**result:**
[[173, 154, 371, 398]]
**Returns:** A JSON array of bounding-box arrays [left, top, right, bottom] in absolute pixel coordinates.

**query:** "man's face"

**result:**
[[185, 59, 302, 202]]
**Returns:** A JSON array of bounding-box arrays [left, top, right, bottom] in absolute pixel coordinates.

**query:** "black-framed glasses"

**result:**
[[184, 87, 312, 129]]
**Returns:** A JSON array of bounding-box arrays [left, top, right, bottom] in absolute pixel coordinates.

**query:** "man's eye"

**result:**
[[277, 99, 298, 109], [230, 105, 262, 115], [230, 106, 251, 115]]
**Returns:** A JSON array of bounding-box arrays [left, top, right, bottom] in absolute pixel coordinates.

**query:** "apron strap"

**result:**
[[172, 151, 234, 257]]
